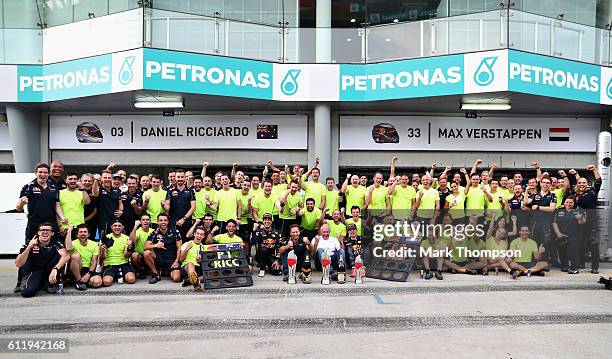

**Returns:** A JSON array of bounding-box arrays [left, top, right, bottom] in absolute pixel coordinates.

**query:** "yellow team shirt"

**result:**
[[59, 189, 85, 227], [144, 188, 167, 223], [344, 185, 366, 211], [416, 188, 439, 219], [216, 188, 239, 222]]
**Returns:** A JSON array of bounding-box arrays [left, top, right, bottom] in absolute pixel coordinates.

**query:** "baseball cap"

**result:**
[[263, 213, 273, 220], [347, 223, 357, 231], [112, 172, 121, 179]]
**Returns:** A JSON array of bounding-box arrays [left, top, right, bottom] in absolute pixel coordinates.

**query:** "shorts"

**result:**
[[514, 260, 537, 268], [155, 255, 180, 271], [102, 263, 134, 280], [181, 265, 203, 278]]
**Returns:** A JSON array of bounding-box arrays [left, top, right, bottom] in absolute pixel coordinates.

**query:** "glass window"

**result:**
[[449, 0, 501, 16], [4, 0, 40, 28], [73, 0, 109, 22], [519, 0, 597, 27], [109, 0, 140, 14]]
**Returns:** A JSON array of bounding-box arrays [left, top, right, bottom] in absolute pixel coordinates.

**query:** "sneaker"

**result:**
[[282, 275, 289, 282], [481, 267, 489, 276], [568, 269, 579, 274], [466, 269, 478, 275], [258, 269, 265, 277], [511, 270, 519, 279], [424, 270, 433, 280], [435, 271, 443, 280], [138, 271, 147, 280], [188, 272, 202, 292], [561, 268, 569, 273], [149, 275, 161, 284], [591, 269, 599, 274], [181, 279, 190, 287], [13, 282, 21, 293], [75, 282, 87, 291], [535, 271, 545, 277], [350, 267, 356, 278], [45, 286, 57, 294]]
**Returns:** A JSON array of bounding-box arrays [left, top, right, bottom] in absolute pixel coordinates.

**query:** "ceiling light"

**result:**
[[134, 98, 184, 109], [393, 19, 399, 23], [350, 18, 356, 23], [346, 38, 352, 42], [460, 103, 511, 111], [385, 38, 391, 42]]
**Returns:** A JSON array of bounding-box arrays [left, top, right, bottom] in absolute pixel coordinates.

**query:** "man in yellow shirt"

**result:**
[[297, 198, 325, 240], [389, 174, 416, 220], [253, 181, 277, 225], [216, 174, 242, 233], [57, 173, 91, 237], [341, 174, 366, 214], [322, 177, 340, 216], [299, 157, 326, 208], [414, 175, 440, 224], [509, 226, 548, 278], [100, 220, 136, 287], [179, 226, 206, 292], [325, 209, 346, 244], [142, 174, 167, 227], [465, 173, 493, 226], [213, 220, 243, 244], [65, 224, 102, 289], [345, 206, 363, 236], [365, 172, 390, 217], [485, 178, 508, 223], [278, 181, 303, 238], [129, 213, 154, 279]]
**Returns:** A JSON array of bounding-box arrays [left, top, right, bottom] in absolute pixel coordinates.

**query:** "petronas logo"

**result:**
[[280, 69, 301, 96], [474, 56, 498, 86]]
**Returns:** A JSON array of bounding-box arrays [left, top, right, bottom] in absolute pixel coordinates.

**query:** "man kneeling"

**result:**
[[509, 226, 548, 279], [279, 224, 311, 282], [312, 224, 345, 281], [180, 226, 206, 291], [65, 224, 102, 290], [145, 213, 182, 284], [100, 220, 136, 286]]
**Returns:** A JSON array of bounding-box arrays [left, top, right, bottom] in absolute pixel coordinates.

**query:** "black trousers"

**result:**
[[20, 255, 61, 298]]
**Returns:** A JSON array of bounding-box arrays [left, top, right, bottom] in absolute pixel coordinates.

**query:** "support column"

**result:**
[[6, 105, 41, 173], [313, 0, 333, 180], [314, 104, 332, 180]]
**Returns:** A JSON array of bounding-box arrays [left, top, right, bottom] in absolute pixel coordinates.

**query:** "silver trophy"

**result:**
[[354, 255, 364, 284], [287, 250, 297, 284], [321, 251, 331, 285]]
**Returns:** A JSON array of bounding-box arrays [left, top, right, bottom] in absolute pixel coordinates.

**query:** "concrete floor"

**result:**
[[1, 259, 611, 358]]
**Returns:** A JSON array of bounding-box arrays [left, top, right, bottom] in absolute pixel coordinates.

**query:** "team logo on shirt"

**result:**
[[474, 56, 497, 86]]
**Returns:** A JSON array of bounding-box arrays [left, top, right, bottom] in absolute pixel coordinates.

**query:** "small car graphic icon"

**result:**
[[372, 123, 399, 143], [76, 122, 103, 143]]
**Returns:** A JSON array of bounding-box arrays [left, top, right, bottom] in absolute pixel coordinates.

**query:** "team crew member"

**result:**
[[524, 176, 557, 264], [15, 163, 61, 292], [130, 214, 154, 279], [186, 214, 219, 241], [420, 232, 447, 280], [436, 175, 452, 217], [179, 226, 206, 292], [445, 168, 469, 224], [139, 175, 151, 192], [166, 171, 176, 191], [236, 179, 254, 245], [414, 175, 440, 224], [119, 176, 142, 235], [253, 214, 282, 277], [571, 165, 602, 274], [311, 224, 345, 281], [57, 173, 91, 237], [359, 176, 368, 187], [253, 181, 276, 224], [552, 197, 587, 274], [142, 175, 167, 227], [298, 198, 324, 240], [389, 174, 417, 219], [345, 206, 363, 236], [344, 223, 364, 278], [144, 213, 182, 284], [342, 174, 366, 213], [213, 219, 243, 244], [65, 224, 102, 289], [15, 223, 69, 297], [100, 220, 136, 286], [279, 224, 311, 282], [325, 209, 347, 244], [509, 226, 548, 278], [465, 173, 492, 225], [507, 184, 531, 229], [92, 170, 123, 239], [365, 172, 390, 217], [164, 169, 196, 239], [485, 226, 513, 274], [278, 181, 302, 238], [216, 175, 241, 232], [322, 177, 340, 215], [485, 179, 508, 223], [300, 157, 325, 208], [49, 160, 67, 190], [81, 173, 98, 239], [250, 176, 263, 198]]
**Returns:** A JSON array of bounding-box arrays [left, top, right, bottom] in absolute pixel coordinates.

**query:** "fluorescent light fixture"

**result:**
[[393, 19, 399, 23], [350, 18, 356, 23], [134, 99, 184, 109], [460, 103, 511, 111]]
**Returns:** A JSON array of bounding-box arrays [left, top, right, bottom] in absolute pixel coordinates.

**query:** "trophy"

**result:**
[[302, 252, 312, 284], [321, 252, 331, 285], [354, 255, 364, 284], [337, 252, 346, 284], [287, 250, 297, 284]]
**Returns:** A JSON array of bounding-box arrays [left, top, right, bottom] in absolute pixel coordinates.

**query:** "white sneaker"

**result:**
[[258, 269, 265, 277]]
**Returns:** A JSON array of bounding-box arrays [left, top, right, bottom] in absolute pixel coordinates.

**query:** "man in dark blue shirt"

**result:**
[[120, 176, 142, 235], [164, 169, 195, 239], [525, 177, 557, 264], [92, 170, 124, 240]]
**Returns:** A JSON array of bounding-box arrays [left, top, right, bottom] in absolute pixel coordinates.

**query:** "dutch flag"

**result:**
[[549, 128, 570, 142]]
